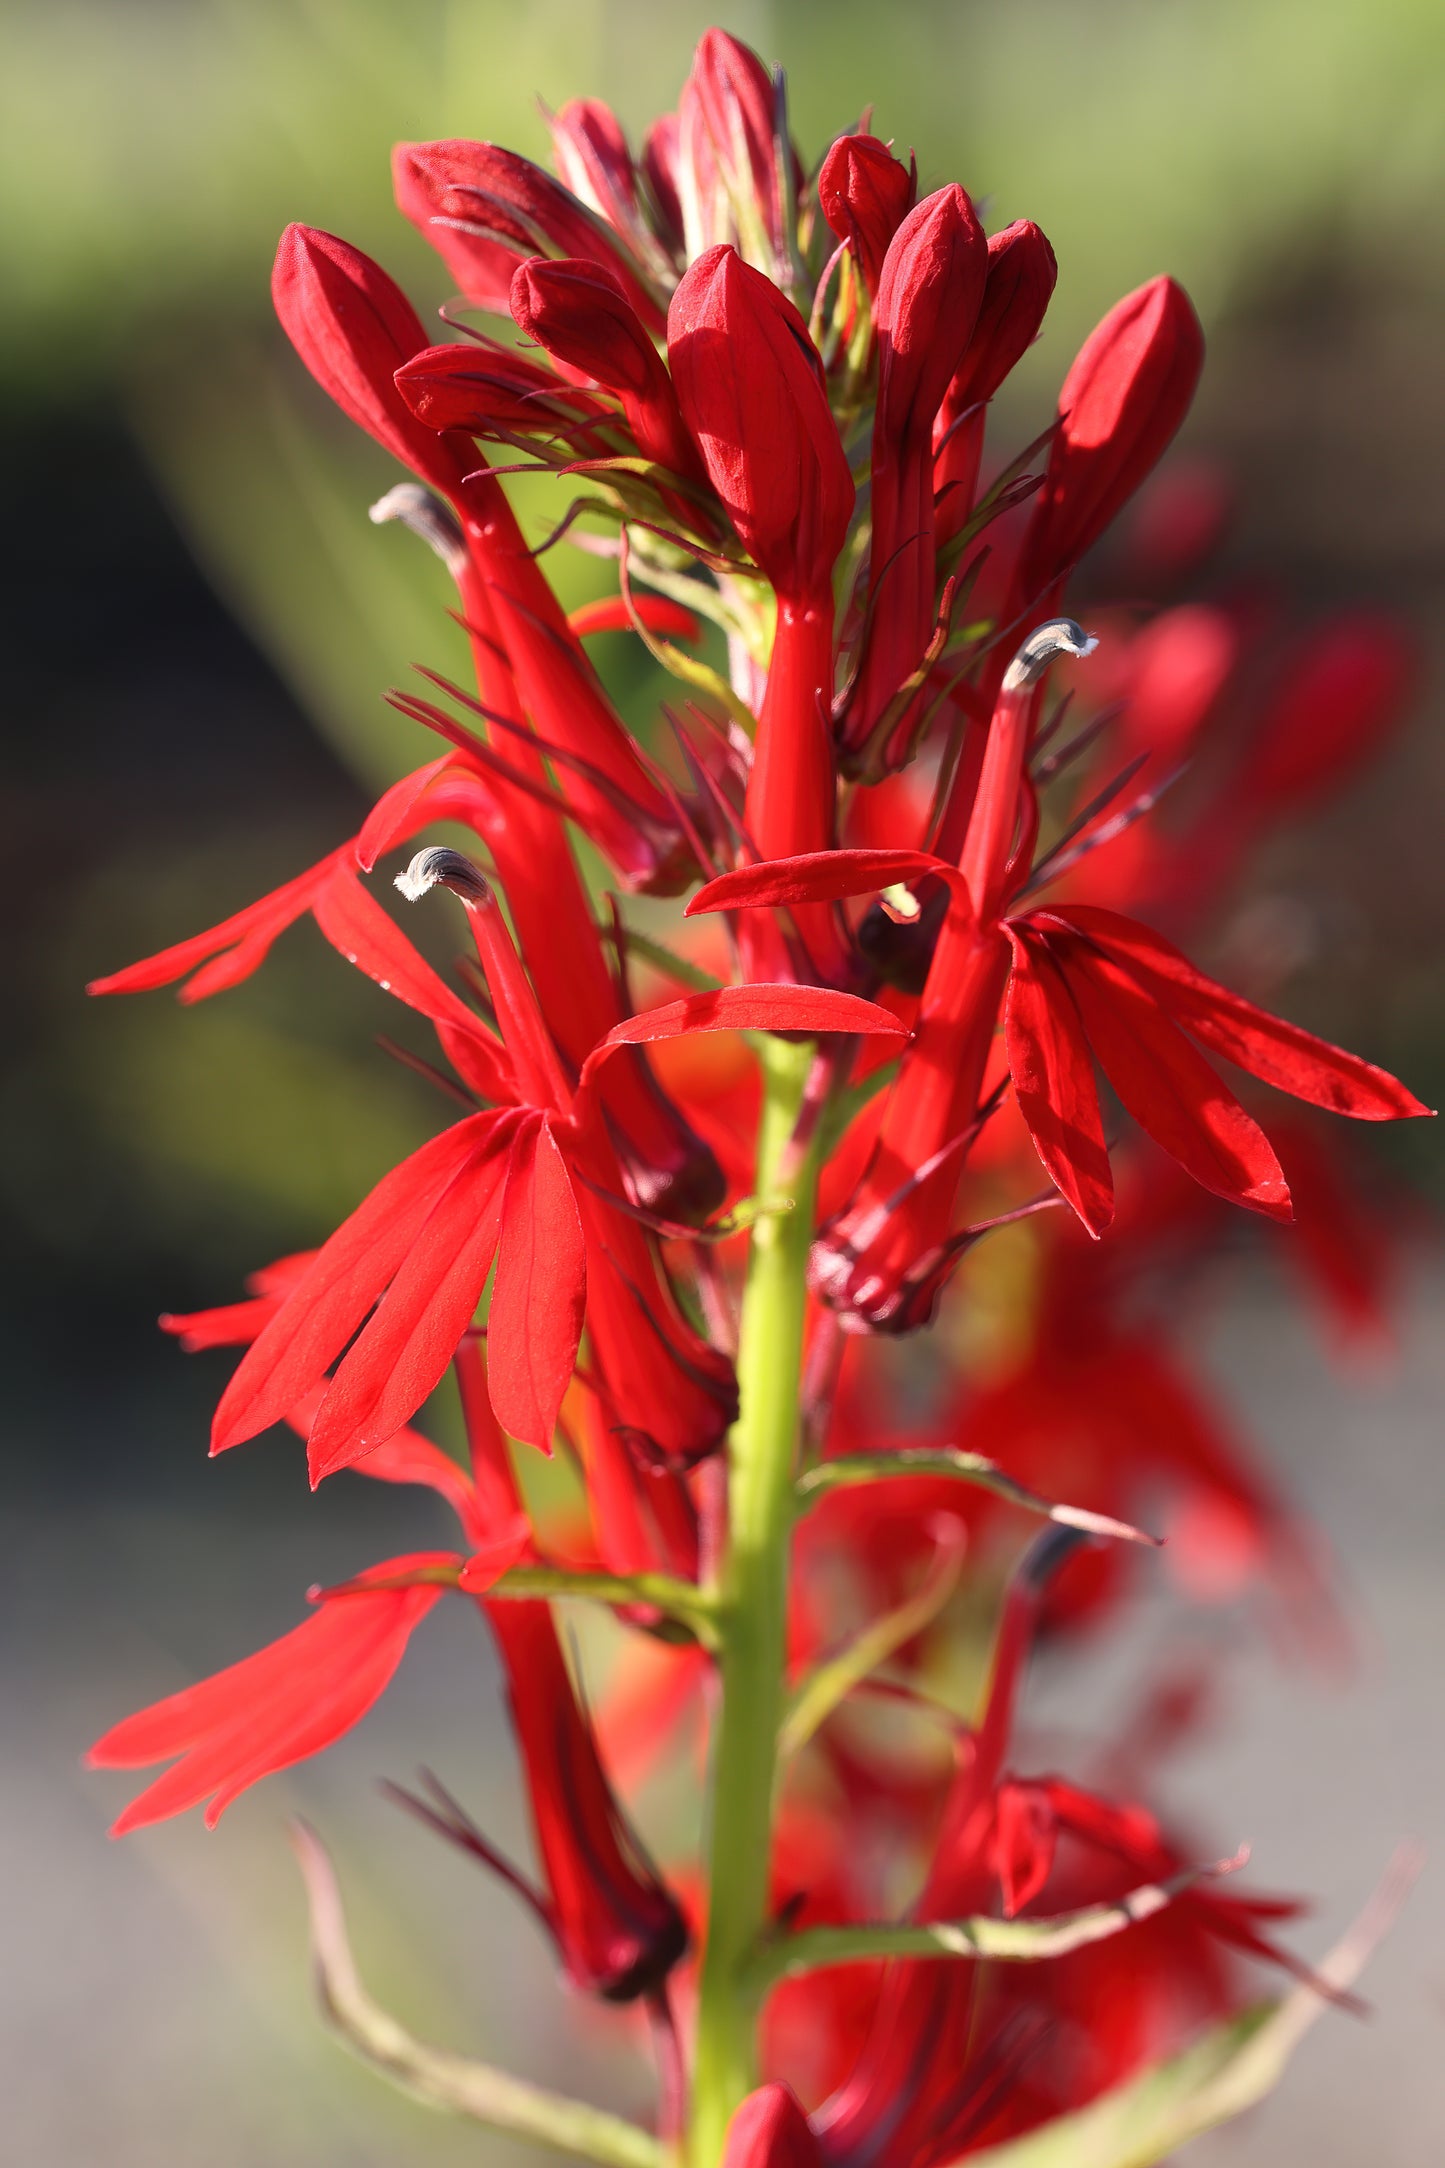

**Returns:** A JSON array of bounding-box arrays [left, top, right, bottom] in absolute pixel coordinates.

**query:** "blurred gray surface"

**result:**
[[6, 1264, 1442, 2164]]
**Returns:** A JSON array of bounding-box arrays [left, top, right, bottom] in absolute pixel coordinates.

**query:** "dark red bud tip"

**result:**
[[723, 2085, 824, 2168], [510, 255, 657, 398], [818, 131, 916, 294]]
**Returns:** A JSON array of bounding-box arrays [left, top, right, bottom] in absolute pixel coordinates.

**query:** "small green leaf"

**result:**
[[291, 1821, 663, 2168]]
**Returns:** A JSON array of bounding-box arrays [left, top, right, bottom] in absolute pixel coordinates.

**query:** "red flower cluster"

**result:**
[[87, 26, 1427, 2168]]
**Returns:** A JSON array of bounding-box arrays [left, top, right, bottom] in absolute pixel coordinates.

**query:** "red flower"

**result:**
[[1020, 275, 1206, 592], [510, 255, 703, 483], [692, 621, 1428, 1321], [86, 1555, 461, 1835], [669, 246, 854, 603], [842, 185, 987, 771], [933, 219, 1057, 544], [276, 224, 692, 894], [676, 28, 797, 269], [392, 137, 664, 330], [670, 246, 855, 977], [724, 2086, 824, 2168], [817, 134, 916, 299]]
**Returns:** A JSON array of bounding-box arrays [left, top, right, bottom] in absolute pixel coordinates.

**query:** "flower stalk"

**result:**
[[691, 1034, 823, 2166]]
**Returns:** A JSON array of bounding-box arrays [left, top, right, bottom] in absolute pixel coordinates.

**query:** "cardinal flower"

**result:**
[[841, 184, 986, 772], [201, 845, 901, 1471], [691, 620, 1429, 1327], [669, 245, 855, 978]]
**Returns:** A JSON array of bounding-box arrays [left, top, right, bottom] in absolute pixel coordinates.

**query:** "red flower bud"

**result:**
[[947, 218, 1058, 416], [841, 186, 986, 765], [934, 219, 1057, 538], [723, 2086, 823, 2168], [874, 185, 987, 454], [1022, 274, 1204, 590], [642, 112, 687, 257], [271, 224, 463, 491], [392, 138, 664, 332], [394, 339, 604, 437], [677, 28, 796, 265], [668, 245, 853, 601], [487, 1600, 689, 2000], [510, 256, 701, 479], [548, 97, 640, 234], [817, 132, 915, 296]]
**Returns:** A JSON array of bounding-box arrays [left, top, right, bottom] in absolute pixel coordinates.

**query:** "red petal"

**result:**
[[311, 862, 497, 1043], [990, 1781, 1059, 1918], [457, 1515, 533, 1592], [355, 755, 455, 870], [568, 593, 702, 642], [580, 984, 908, 1093], [1049, 906, 1432, 1121], [87, 1553, 453, 1832], [686, 848, 961, 916], [1004, 925, 1114, 1236], [485, 1117, 586, 1452], [87, 850, 342, 999], [211, 1112, 509, 1454], [305, 1125, 518, 1483], [1054, 937, 1293, 1221]]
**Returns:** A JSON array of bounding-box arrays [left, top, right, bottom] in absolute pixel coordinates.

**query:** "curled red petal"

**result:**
[[580, 984, 908, 1094], [568, 593, 702, 643], [687, 848, 961, 916]]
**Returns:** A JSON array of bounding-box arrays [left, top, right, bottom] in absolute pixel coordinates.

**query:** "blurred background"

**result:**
[[3, 1, 1443, 2161]]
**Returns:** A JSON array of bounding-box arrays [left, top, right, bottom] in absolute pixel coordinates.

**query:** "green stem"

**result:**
[[688, 1037, 820, 2168]]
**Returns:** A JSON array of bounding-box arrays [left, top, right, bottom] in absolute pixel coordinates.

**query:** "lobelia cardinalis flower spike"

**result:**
[[933, 218, 1058, 544], [840, 185, 987, 775], [669, 245, 855, 979], [89, 37, 1433, 2168]]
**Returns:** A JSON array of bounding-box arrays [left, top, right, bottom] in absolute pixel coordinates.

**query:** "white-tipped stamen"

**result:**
[[880, 882, 922, 924], [1002, 617, 1098, 693], [395, 846, 492, 908], [369, 484, 468, 580]]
